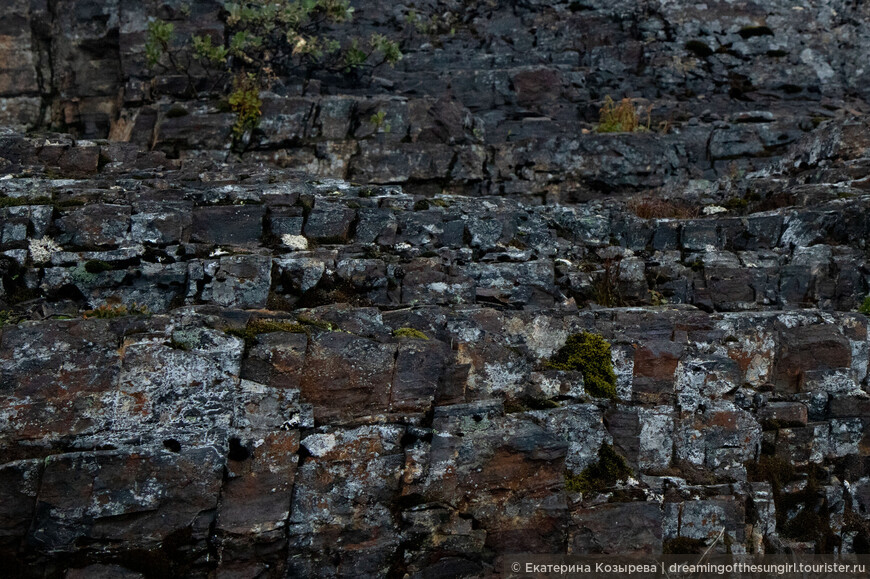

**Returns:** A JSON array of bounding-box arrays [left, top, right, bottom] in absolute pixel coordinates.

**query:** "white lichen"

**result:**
[[28, 237, 62, 264], [281, 234, 309, 250]]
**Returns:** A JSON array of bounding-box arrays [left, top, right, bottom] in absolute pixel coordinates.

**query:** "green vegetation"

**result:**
[[504, 397, 560, 413], [369, 110, 391, 133], [648, 289, 667, 306], [192, 33, 229, 65], [404, 6, 459, 38], [296, 315, 344, 331], [145, 1, 403, 147], [145, 20, 175, 69], [250, 318, 308, 334], [393, 327, 429, 340], [565, 444, 632, 494], [0, 310, 13, 328], [859, 295, 870, 315], [596, 96, 650, 133], [723, 196, 749, 210], [0, 196, 52, 208], [227, 317, 309, 344], [228, 73, 262, 138], [82, 303, 150, 319], [545, 332, 618, 399]]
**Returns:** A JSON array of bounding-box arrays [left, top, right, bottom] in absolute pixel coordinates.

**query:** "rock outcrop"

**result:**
[[1, 116, 870, 575], [2, 0, 870, 199], [2, 0, 870, 577]]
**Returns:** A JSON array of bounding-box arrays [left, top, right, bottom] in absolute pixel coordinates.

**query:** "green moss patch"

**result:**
[[393, 327, 429, 340], [0, 196, 52, 208], [227, 318, 309, 346], [565, 443, 632, 494], [82, 304, 149, 319], [504, 397, 560, 413], [545, 332, 617, 399]]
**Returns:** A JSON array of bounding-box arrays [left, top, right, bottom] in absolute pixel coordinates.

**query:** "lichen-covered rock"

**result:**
[[3, 65, 870, 571], [0, 319, 124, 459], [288, 425, 405, 577], [32, 447, 223, 555], [191, 205, 265, 246], [299, 331, 397, 424], [570, 502, 663, 554], [202, 254, 272, 309]]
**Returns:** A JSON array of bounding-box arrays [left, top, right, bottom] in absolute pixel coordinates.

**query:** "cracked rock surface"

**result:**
[[3, 0, 870, 577], [2, 117, 870, 576]]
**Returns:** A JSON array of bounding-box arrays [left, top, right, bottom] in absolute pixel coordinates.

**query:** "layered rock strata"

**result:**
[[1, 118, 870, 576]]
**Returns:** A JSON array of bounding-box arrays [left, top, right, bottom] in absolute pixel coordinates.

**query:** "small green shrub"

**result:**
[[145, 20, 174, 68], [404, 6, 460, 38], [503, 397, 560, 412], [723, 196, 749, 210], [192, 34, 228, 65], [596, 96, 650, 133], [393, 327, 429, 340], [648, 289, 667, 306], [144, 1, 403, 148], [565, 444, 632, 494], [250, 318, 308, 335], [545, 332, 618, 399], [228, 73, 262, 138], [859, 296, 870, 315], [369, 110, 391, 133]]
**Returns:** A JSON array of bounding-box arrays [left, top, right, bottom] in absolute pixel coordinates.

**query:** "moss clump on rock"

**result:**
[[545, 331, 617, 399], [228, 318, 309, 346], [82, 304, 149, 319], [393, 327, 429, 340], [564, 443, 632, 494], [0, 195, 52, 208]]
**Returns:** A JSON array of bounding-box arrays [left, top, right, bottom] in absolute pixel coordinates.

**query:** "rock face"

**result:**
[[1, 0, 870, 577], [1, 0, 870, 199], [0, 117, 870, 576]]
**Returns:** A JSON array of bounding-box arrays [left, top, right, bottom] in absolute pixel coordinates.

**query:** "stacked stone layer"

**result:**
[[1, 118, 870, 576], [3, 0, 870, 576]]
